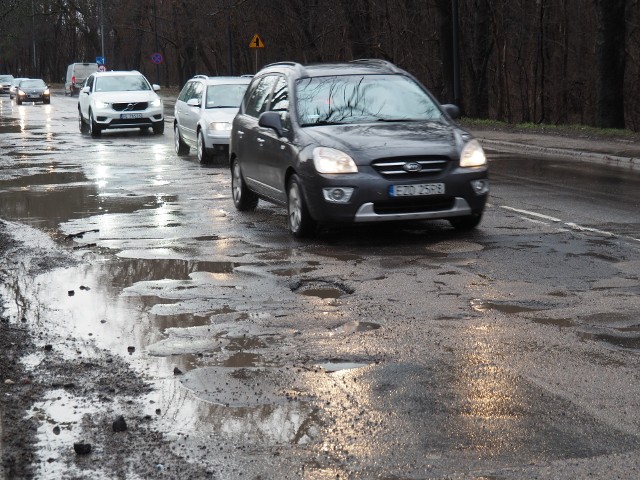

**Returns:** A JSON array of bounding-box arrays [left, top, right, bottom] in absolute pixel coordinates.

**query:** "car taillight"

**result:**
[[72, 76, 76, 84]]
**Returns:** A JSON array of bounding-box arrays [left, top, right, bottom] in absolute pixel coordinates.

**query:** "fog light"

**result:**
[[323, 187, 354, 203], [470, 179, 489, 195]]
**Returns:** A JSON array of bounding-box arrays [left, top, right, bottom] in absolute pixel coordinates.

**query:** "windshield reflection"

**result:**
[[296, 74, 441, 126]]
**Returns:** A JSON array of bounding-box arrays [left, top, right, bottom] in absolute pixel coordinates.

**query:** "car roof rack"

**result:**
[[192, 74, 209, 79], [349, 59, 402, 73], [263, 61, 308, 77]]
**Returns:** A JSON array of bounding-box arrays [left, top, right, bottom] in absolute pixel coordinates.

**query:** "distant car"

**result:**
[[9, 77, 29, 99], [229, 60, 489, 237], [78, 70, 164, 137], [0, 74, 14, 94], [174, 75, 251, 163], [15, 78, 50, 105]]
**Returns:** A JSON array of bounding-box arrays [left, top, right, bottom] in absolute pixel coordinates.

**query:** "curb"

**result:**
[[479, 138, 640, 170]]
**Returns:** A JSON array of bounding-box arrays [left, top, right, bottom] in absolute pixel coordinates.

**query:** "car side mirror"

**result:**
[[442, 104, 460, 120], [258, 111, 284, 137], [153, 84, 161, 92], [81, 86, 90, 94], [186, 98, 200, 107]]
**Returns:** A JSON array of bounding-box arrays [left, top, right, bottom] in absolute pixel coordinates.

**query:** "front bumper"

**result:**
[[94, 107, 164, 129], [300, 166, 489, 224]]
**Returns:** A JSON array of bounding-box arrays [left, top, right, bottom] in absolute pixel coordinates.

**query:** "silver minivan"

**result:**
[[65, 63, 99, 96]]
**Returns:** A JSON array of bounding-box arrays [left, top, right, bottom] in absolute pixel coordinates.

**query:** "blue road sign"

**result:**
[[151, 53, 164, 64], [96, 56, 106, 65]]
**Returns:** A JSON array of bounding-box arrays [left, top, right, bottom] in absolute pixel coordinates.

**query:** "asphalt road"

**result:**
[[1, 90, 640, 479]]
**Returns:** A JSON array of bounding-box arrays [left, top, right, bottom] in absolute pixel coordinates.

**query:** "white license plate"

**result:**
[[120, 113, 143, 119], [390, 183, 445, 197]]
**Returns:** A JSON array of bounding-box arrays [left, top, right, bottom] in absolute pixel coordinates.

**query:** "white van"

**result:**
[[65, 63, 99, 96]]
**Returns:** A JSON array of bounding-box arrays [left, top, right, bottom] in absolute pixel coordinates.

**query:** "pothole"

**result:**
[[470, 299, 546, 314], [290, 279, 354, 299]]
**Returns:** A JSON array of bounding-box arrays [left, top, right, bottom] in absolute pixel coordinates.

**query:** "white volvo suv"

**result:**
[[78, 70, 164, 137]]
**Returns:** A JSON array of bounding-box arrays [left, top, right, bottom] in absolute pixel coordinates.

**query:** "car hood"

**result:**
[[299, 121, 463, 163], [20, 86, 47, 93], [92, 91, 160, 103], [202, 107, 239, 124]]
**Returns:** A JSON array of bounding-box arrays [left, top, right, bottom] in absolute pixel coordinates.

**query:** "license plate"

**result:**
[[28, 95, 39, 99], [120, 113, 142, 119], [389, 183, 445, 197]]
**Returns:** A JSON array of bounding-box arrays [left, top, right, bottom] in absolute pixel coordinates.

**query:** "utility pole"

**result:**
[[153, 0, 160, 84], [452, 0, 461, 108], [32, 0, 36, 75], [100, 0, 105, 61]]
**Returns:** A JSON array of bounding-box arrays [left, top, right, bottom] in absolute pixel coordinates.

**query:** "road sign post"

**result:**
[[249, 34, 265, 73]]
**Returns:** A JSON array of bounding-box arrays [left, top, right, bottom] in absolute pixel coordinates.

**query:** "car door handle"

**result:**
[[237, 130, 244, 137], [257, 138, 265, 146]]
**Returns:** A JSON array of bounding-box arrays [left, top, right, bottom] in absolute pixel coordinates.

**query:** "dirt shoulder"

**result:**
[[0, 221, 214, 479], [463, 122, 640, 165]]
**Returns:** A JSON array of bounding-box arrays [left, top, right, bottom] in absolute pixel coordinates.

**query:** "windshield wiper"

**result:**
[[300, 120, 346, 127], [375, 118, 423, 123]]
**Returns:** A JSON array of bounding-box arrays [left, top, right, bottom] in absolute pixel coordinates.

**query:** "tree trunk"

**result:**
[[594, 0, 626, 128]]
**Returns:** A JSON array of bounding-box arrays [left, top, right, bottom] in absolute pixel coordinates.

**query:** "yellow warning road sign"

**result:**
[[249, 33, 265, 49]]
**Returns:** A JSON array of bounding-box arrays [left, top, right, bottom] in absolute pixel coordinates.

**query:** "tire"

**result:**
[[44, 99, 50, 105], [197, 130, 212, 163], [449, 213, 482, 231], [231, 159, 258, 211], [153, 120, 164, 135], [89, 110, 101, 137], [78, 110, 89, 133], [287, 174, 316, 238], [16, 98, 22, 105], [174, 124, 189, 155]]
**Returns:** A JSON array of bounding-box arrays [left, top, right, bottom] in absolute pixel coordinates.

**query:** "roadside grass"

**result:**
[[460, 117, 639, 141]]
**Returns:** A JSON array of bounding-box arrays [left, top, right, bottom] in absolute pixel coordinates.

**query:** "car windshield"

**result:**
[[95, 75, 151, 92], [206, 84, 248, 108], [20, 79, 46, 88], [0, 75, 14, 82], [296, 74, 442, 126]]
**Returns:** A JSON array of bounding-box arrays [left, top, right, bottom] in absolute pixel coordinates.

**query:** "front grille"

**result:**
[[373, 197, 455, 215], [372, 156, 450, 179], [108, 118, 152, 126], [112, 102, 148, 111]]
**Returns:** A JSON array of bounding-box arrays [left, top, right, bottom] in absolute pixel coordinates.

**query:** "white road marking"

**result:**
[[498, 205, 640, 243]]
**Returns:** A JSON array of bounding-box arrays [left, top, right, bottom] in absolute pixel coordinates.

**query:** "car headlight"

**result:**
[[94, 101, 110, 109], [460, 139, 487, 167], [209, 122, 232, 132], [18, 90, 25, 96], [313, 147, 358, 174], [150, 98, 162, 107], [44, 89, 50, 95]]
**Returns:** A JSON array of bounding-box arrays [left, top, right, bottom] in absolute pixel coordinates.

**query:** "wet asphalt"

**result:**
[[1, 89, 640, 478]]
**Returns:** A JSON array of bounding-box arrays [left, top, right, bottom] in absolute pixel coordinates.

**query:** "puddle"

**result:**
[[317, 360, 370, 372], [0, 176, 176, 230], [470, 299, 545, 314], [334, 320, 381, 334], [580, 312, 638, 329], [578, 331, 640, 350]]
